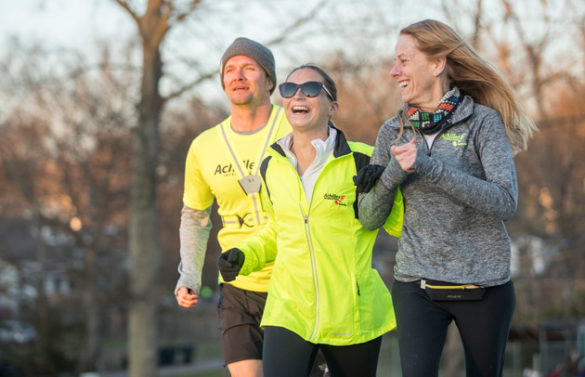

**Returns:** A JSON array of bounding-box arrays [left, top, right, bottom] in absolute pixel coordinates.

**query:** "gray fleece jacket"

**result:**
[[359, 94, 517, 287]]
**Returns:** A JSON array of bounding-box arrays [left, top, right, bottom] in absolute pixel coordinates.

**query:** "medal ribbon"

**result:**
[[219, 107, 282, 224]]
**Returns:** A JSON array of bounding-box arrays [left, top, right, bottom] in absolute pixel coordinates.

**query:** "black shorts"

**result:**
[[217, 283, 267, 365]]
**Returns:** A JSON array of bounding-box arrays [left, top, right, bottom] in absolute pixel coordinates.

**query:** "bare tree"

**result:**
[[440, 0, 484, 50], [111, 2, 205, 376]]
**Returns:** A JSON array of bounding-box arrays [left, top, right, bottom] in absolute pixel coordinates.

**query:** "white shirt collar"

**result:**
[[277, 127, 337, 169], [277, 127, 338, 201]]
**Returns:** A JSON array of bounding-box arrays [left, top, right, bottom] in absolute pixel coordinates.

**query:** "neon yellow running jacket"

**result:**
[[238, 128, 403, 345]]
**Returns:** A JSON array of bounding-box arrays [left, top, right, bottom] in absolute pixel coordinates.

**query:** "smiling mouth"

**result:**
[[291, 105, 309, 114], [399, 81, 408, 88]]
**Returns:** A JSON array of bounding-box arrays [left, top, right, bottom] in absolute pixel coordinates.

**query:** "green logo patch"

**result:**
[[441, 132, 468, 146]]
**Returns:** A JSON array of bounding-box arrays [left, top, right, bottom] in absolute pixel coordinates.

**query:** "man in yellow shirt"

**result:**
[[174, 38, 290, 377]]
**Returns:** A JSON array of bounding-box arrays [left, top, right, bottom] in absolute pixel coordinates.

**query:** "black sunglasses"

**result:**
[[279, 81, 334, 101]]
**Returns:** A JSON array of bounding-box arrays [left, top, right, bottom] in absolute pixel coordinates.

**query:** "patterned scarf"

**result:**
[[407, 87, 461, 135]]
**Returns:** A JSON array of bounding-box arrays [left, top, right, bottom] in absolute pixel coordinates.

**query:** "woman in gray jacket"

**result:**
[[357, 19, 536, 377]]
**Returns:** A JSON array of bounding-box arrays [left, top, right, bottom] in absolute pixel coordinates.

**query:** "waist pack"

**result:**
[[421, 279, 486, 301]]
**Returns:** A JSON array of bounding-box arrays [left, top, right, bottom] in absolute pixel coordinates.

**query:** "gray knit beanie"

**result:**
[[220, 37, 276, 94]]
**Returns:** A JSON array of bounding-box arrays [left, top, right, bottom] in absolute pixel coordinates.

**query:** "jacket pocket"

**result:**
[[356, 270, 392, 335]]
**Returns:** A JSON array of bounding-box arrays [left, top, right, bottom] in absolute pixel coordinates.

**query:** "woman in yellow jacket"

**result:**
[[218, 64, 402, 377]]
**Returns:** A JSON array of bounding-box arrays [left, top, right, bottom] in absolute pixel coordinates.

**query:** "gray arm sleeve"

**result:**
[[358, 122, 408, 230], [174, 205, 212, 295]]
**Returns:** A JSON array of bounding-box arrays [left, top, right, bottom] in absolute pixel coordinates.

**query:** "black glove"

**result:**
[[353, 164, 385, 194], [218, 248, 245, 282]]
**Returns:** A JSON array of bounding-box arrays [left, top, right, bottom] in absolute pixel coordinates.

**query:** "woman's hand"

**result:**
[[391, 137, 417, 173], [218, 248, 245, 282]]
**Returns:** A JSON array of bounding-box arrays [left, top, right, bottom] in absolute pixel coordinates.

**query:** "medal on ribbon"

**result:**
[[238, 174, 262, 195]]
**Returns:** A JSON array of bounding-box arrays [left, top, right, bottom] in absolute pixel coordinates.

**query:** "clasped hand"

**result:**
[[391, 137, 417, 173]]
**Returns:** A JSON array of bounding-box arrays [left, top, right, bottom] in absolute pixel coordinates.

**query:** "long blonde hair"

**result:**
[[398, 19, 536, 154]]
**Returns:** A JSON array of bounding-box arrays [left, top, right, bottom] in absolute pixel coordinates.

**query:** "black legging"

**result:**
[[263, 326, 382, 377], [391, 280, 515, 377]]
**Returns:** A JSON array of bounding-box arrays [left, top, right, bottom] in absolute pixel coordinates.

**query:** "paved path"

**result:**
[[96, 358, 224, 377]]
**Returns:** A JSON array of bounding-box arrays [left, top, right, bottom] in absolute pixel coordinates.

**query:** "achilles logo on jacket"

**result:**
[[323, 193, 347, 206]]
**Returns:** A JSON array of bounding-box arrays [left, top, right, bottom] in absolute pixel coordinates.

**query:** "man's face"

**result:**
[[223, 55, 273, 106]]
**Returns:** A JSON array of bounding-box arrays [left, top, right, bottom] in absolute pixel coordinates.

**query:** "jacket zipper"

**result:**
[[298, 155, 342, 341], [300, 201, 321, 341], [294, 160, 322, 341], [427, 128, 446, 156], [272, 151, 322, 340], [302, 154, 357, 340], [276, 149, 352, 341]]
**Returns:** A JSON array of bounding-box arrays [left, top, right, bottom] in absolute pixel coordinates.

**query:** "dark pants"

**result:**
[[391, 280, 515, 377], [263, 326, 382, 377]]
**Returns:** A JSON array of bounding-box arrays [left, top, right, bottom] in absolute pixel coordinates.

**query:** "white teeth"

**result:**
[[399, 82, 408, 88], [292, 105, 309, 112]]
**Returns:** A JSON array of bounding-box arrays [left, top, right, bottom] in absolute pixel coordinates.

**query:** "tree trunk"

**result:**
[[78, 246, 101, 373], [128, 38, 163, 377], [33, 218, 53, 374]]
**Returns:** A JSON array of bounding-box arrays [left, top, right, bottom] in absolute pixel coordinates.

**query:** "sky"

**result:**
[[2, 0, 581, 63], [2, 0, 582, 111], [0, 0, 421, 107], [0, 0, 428, 63], [0, 0, 133, 50]]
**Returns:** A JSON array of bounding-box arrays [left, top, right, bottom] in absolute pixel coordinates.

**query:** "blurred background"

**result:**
[[1, 0, 585, 376]]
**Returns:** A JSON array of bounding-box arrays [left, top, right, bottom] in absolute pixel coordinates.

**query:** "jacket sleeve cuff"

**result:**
[[238, 248, 255, 276], [380, 157, 408, 190], [175, 265, 201, 295], [413, 149, 436, 178]]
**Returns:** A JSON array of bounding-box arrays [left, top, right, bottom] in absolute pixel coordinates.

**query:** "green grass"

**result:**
[[194, 341, 223, 359], [173, 371, 227, 377]]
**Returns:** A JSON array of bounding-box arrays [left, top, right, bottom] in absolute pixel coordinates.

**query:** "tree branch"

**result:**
[[440, 0, 458, 28], [162, 68, 217, 102], [113, 0, 141, 25], [163, 0, 327, 102], [173, 0, 202, 25], [471, 0, 483, 49], [152, 0, 173, 46], [265, 0, 330, 46]]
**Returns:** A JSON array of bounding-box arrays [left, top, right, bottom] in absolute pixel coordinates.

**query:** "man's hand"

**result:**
[[218, 248, 245, 282], [176, 286, 199, 308]]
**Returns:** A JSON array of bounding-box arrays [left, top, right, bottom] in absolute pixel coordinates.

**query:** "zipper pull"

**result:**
[[304, 216, 308, 224], [356, 281, 361, 296]]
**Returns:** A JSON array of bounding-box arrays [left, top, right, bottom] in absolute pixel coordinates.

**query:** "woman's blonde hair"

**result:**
[[398, 19, 536, 154]]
